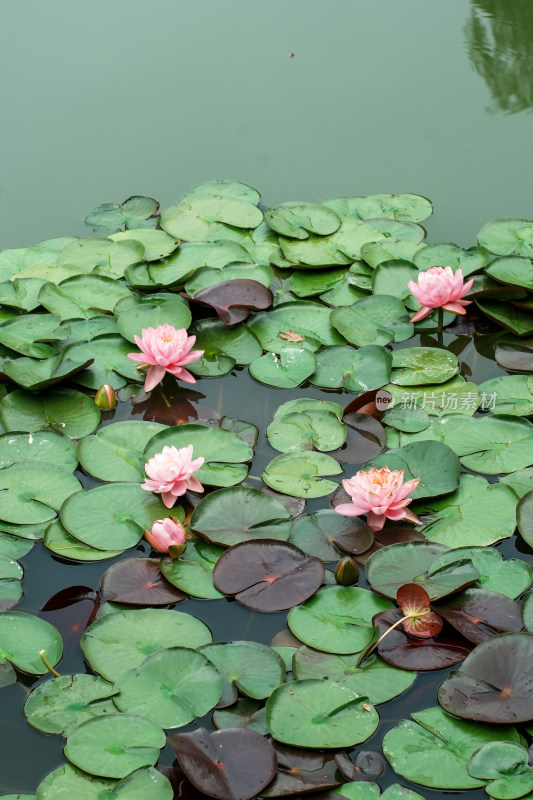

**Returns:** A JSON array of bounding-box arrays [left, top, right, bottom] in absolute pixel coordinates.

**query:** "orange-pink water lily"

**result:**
[[142, 444, 204, 508], [145, 516, 187, 557], [335, 466, 421, 531], [128, 324, 204, 392], [407, 266, 474, 323]]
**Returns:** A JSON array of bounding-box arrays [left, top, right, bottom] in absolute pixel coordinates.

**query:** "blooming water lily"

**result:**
[[408, 266, 474, 324], [335, 465, 421, 531], [128, 324, 204, 392], [142, 444, 204, 508]]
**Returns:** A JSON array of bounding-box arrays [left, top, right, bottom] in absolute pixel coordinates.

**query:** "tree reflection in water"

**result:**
[[466, 0, 533, 114]]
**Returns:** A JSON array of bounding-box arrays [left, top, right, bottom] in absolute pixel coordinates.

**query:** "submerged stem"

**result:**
[[39, 650, 60, 677]]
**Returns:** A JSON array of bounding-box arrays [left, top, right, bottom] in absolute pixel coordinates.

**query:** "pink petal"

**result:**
[[442, 301, 470, 315], [144, 366, 166, 392], [409, 307, 433, 323], [187, 476, 204, 493], [335, 503, 367, 517], [367, 511, 386, 531], [161, 491, 178, 508]]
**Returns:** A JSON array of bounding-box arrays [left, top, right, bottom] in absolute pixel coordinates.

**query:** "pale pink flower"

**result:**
[[407, 266, 474, 323], [335, 466, 421, 532], [142, 444, 204, 508], [145, 516, 187, 557], [128, 324, 204, 392]]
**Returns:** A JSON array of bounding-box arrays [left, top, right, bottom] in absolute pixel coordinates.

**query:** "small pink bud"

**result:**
[[145, 516, 187, 558], [94, 384, 117, 409]]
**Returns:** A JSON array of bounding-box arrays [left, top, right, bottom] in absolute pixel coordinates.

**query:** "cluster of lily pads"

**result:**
[[3, 181, 533, 799]]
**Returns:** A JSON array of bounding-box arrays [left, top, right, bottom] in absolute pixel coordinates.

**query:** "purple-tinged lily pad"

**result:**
[[261, 743, 343, 796], [100, 558, 187, 605], [433, 588, 523, 645], [187, 279, 272, 324]]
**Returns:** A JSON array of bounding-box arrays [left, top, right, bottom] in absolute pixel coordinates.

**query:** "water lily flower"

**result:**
[[128, 324, 204, 392], [142, 444, 204, 508], [407, 266, 474, 323], [94, 384, 117, 409], [335, 466, 421, 531], [145, 516, 187, 558]]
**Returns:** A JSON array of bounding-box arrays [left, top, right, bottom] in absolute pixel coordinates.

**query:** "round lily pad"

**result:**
[[287, 586, 393, 654], [161, 194, 262, 241], [113, 647, 222, 728], [290, 510, 373, 560], [64, 713, 165, 778], [199, 641, 285, 706], [114, 293, 191, 343], [0, 531, 34, 559], [309, 345, 392, 391], [0, 312, 62, 358], [331, 295, 413, 347], [430, 546, 532, 599], [0, 611, 62, 674], [160, 539, 225, 599], [478, 375, 533, 416], [266, 679, 379, 748], [478, 217, 533, 257], [43, 519, 123, 562], [212, 698, 268, 735], [356, 194, 433, 223], [0, 388, 100, 437], [0, 553, 22, 610], [248, 301, 345, 353], [190, 487, 291, 546], [24, 674, 116, 735], [249, 347, 317, 388], [39, 274, 131, 320], [81, 607, 212, 681], [266, 202, 341, 239], [367, 439, 460, 499], [109, 228, 179, 260], [267, 408, 347, 453], [0, 463, 81, 524], [85, 195, 159, 233], [100, 558, 186, 605], [263, 451, 342, 498], [0, 430, 77, 472], [413, 242, 488, 275], [390, 347, 458, 386], [35, 764, 172, 800], [61, 483, 170, 551]]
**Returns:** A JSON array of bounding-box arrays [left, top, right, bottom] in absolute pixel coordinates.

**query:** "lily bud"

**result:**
[[335, 556, 359, 586], [145, 516, 186, 559], [95, 384, 117, 410]]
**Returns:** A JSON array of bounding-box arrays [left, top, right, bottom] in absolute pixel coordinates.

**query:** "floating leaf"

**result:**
[[248, 301, 345, 353], [213, 539, 324, 611], [160, 539, 225, 599], [199, 641, 285, 706], [0, 313, 62, 358], [0, 463, 81, 524], [100, 558, 186, 605], [267, 408, 346, 453], [478, 217, 533, 257], [0, 611, 62, 674], [24, 674, 116, 735], [114, 292, 191, 343], [478, 375, 533, 415], [43, 519, 122, 562], [331, 295, 413, 347], [266, 202, 341, 239], [433, 588, 523, 645], [266, 679, 379, 748], [263, 451, 342, 498], [39, 274, 131, 320], [390, 347, 458, 386], [81, 607, 212, 681], [413, 243, 488, 275], [0, 388, 100, 438], [212, 698, 268, 735], [367, 440, 460, 499], [161, 194, 262, 241], [77, 421, 167, 482], [249, 346, 317, 388], [356, 194, 433, 223], [0, 430, 77, 472], [309, 345, 392, 391], [430, 546, 532, 599], [290, 510, 373, 560], [85, 195, 159, 232], [35, 764, 172, 800]]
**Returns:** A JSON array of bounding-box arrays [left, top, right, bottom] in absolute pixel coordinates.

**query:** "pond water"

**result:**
[[2, 0, 533, 797]]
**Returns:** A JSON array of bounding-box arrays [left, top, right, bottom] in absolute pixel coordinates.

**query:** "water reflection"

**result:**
[[466, 0, 533, 114]]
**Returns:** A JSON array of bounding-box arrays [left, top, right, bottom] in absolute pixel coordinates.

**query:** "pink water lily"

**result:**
[[145, 516, 187, 557], [142, 444, 204, 508], [128, 324, 204, 392], [407, 266, 474, 323], [335, 466, 421, 532]]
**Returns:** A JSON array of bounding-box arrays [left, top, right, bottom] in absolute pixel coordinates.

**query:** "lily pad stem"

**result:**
[[39, 650, 60, 677], [437, 306, 444, 334], [365, 609, 430, 658]]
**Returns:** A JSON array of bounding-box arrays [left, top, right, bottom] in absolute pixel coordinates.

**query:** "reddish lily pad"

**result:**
[[290, 510, 374, 561], [213, 539, 324, 611], [169, 727, 277, 800], [438, 632, 533, 723], [334, 751, 385, 782], [328, 412, 386, 464], [433, 588, 523, 645], [100, 558, 187, 605], [261, 744, 343, 796], [396, 583, 443, 638], [189, 279, 272, 324], [373, 608, 473, 670]]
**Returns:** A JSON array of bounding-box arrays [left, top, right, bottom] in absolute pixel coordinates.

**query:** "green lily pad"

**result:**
[[430, 546, 531, 599], [61, 315, 120, 343], [0, 463, 81, 524], [188, 318, 262, 366], [0, 348, 93, 391], [43, 520, 123, 562], [413, 243, 488, 275], [331, 295, 413, 347], [199, 641, 285, 706], [267, 408, 346, 453], [85, 196, 160, 232], [77, 421, 167, 482], [367, 440, 460, 499], [372, 260, 420, 301], [160, 539, 225, 599], [263, 451, 342, 498], [280, 234, 353, 267], [149, 240, 250, 286], [289, 268, 349, 297], [212, 698, 268, 735], [468, 741, 533, 800], [0, 553, 22, 609], [293, 648, 415, 704], [266, 202, 341, 239], [0, 389, 98, 438], [249, 301, 345, 353], [185, 262, 273, 296], [109, 228, 179, 261], [0, 531, 34, 559], [414, 474, 517, 547], [478, 217, 533, 257], [365, 541, 479, 600], [24, 674, 117, 735], [287, 586, 393, 654], [383, 705, 520, 789], [0, 278, 49, 311], [185, 179, 261, 204], [113, 647, 222, 729], [0, 313, 62, 357], [266, 679, 379, 748], [35, 764, 172, 800], [143, 423, 253, 488], [485, 256, 533, 289], [290, 510, 373, 560], [0, 430, 77, 471], [161, 194, 262, 241], [114, 293, 192, 343], [64, 713, 165, 779], [61, 482, 170, 551], [81, 607, 212, 681], [517, 489, 533, 548], [435, 414, 533, 474], [190, 487, 291, 545], [309, 345, 392, 391], [476, 300, 533, 336], [66, 333, 145, 389], [478, 375, 533, 415], [390, 348, 459, 386], [384, 376, 480, 416], [362, 238, 424, 268], [249, 347, 317, 388], [0, 245, 60, 281], [500, 468, 533, 498], [39, 275, 131, 320], [356, 194, 433, 223], [384, 406, 430, 433], [0, 611, 62, 674], [58, 238, 144, 279]]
